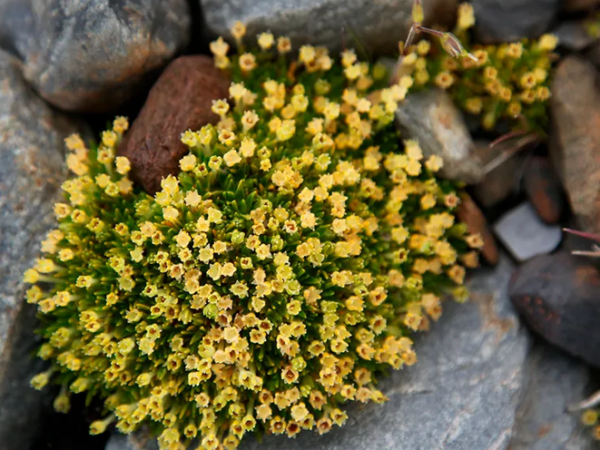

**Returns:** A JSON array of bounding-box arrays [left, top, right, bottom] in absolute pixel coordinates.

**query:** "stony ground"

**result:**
[[2, 0, 600, 449]]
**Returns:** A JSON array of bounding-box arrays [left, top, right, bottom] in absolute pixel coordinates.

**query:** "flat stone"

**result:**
[[0, 49, 80, 450], [395, 88, 484, 184], [510, 251, 600, 369], [234, 254, 529, 450], [0, 0, 191, 112], [554, 21, 598, 52], [118, 55, 229, 194], [523, 157, 565, 224], [457, 194, 499, 265], [200, 0, 457, 54], [510, 340, 597, 450], [493, 202, 562, 262], [550, 56, 600, 234], [471, 0, 560, 44]]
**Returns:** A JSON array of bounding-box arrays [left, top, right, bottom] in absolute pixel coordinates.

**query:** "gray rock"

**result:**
[[510, 341, 597, 450], [493, 203, 562, 262], [0, 0, 191, 112], [550, 56, 600, 235], [471, 0, 560, 44], [200, 0, 457, 54], [106, 430, 159, 450], [0, 50, 80, 450], [395, 88, 484, 184], [554, 21, 598, 52], [236, 254, 530, 450]]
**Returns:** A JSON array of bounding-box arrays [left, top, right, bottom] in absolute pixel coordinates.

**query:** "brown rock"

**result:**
[[523, 157, 565, 224], [456, 194, 499, 265], [510, 252, 600, 369], [564, 0, 600, 11], [550, 56, 600, 234], [473, 142, 522, 208], [118, 55, 229, 194]]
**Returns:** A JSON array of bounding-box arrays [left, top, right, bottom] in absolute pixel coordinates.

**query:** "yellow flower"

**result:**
[[239, 53, 257, 72], [230, 21, 246, 41], [277, 36, 292, 54], [224, 150, 242, 167], [457, 2, 475, 30], [258, 32, 274, 50], [538, 34, 558, 51], [210, 36, 229, 57], [435, 71, 454, 89], [299, 45, 316, 64]]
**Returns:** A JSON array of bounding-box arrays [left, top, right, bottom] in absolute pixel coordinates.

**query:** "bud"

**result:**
[[412, 0, 424, 24]]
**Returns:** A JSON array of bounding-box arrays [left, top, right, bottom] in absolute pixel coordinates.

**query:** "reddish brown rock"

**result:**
[[564, 0, 600, 11], [510, 252, 600, 369], [118, 55, 229, 194], [523, 157, 565, 224], [456, 194, 499, 265], [550, 56, 600, 234]]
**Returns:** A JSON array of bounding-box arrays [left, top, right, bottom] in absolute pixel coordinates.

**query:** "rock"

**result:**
[[235, 254, 529, 450], [473, 143, 522, 208], [457, 194, 499, 265], [564, 0, 600, 11], [510, 340, 597, 450], [471, 0, 560, 44], [395, 88, 484, 184], [585, 41, 600, 69], [200, 0, 457, 54], [0, 0, 191, 112], [493, 202, 562, 262], [510, 251, 600, 369], [0, 50, 80, 450], [118, 55, 229, 194], [554, 21, 598, 52], [523, 157, 565, 224], [550, 56, 600, 234], [105, 430, 159, 450]]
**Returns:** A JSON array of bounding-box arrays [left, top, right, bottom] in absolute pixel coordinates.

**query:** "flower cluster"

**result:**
[[403, 3, 556, 134], [25, 25, 479, 450]]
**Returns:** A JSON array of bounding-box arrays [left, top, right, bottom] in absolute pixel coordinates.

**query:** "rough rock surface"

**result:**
[[118, 55, 229, 194], [0, 50, 79, 450], [510, 341, 597, 450], [395, 88, 484, 184], [471, 0, 560, 44], [523, 157, 565, 224], [0, 0, 191, 112], [200, 0, 457, 53], [457, 194, 499, 265], [510, 251, 600, 369], [550, 56, 600, 235]]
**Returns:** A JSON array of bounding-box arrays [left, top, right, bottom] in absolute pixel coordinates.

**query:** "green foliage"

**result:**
[[403, 3, 557, 135]]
